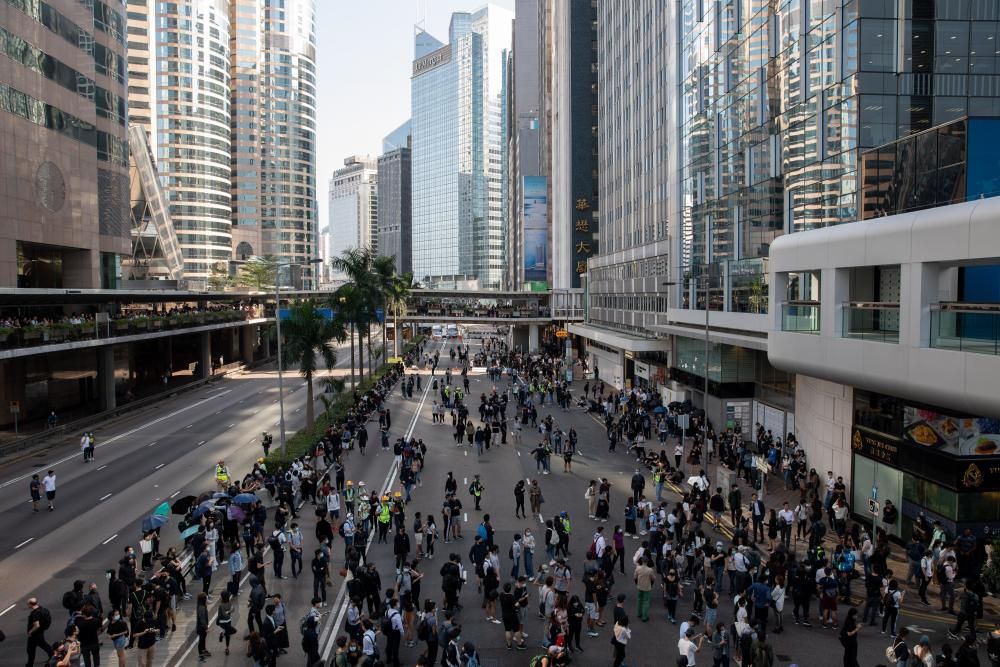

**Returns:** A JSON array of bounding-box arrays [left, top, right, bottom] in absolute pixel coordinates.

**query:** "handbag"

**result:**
[[139, 539, 153, 554], [885, 642, 902, 662]]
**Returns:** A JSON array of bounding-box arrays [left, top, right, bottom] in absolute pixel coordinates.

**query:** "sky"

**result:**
[[315, 0, 515, 232]]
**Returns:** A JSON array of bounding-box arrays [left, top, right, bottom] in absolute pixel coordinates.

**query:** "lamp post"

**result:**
[[274, 258, 321, 456]]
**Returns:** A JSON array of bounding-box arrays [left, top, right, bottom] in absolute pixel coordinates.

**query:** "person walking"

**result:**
[[469, 475, 484, 511], [529, 480, 543, 516], [42, 469, 57, 511], [29, 474, 41, 512], [727, 484, 742, 528], [882, 579, 903, 636], [840, 607, 860, 667], [216, 590, 236, 655], [514, 481, 526, 518]]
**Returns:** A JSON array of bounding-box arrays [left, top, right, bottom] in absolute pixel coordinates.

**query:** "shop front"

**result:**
[[852, 389, 1000, 542]]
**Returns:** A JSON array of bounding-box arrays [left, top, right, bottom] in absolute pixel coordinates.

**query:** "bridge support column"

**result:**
[[240, 324, 256, 364], [528, 324, 539, 352], [198, 331, 212, 379], [98, 345, 116, 411]]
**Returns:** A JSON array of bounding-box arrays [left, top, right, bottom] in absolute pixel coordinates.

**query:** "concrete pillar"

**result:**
[[198, 331, 212, 378], [98, 345, 116, 411], [240, 325, 256, 363], [263, 328, 272, 359], [528, 324, 540, 352]]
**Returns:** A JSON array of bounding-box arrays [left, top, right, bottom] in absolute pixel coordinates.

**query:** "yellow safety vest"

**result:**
[[216, 465, 229, 482], [378, 504, 391, 524]]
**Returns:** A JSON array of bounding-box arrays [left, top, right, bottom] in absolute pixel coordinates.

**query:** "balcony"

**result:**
[[842, 302, 900, 343], [930, 303, 1000, 356], [780, 302, 820, 334]]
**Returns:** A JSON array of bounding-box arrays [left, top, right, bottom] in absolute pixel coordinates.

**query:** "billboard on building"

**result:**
[[523, 176, 548, 282]]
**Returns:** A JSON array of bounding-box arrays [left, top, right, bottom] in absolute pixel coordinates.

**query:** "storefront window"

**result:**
[[854, 388, 904, 436], [903, 474, 958, 520]]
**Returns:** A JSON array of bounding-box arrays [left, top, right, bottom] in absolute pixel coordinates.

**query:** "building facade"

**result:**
[[410, 5, 512, 290], [0, 0, 131, 289], [377, 140, 412, 276], [326, 155, 378, 280]]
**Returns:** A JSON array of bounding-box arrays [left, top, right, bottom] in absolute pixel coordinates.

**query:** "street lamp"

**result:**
[[274, 258, 321, 456]]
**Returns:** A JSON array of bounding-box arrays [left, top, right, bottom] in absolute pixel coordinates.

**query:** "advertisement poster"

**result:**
[[523, 176, 548, 282]]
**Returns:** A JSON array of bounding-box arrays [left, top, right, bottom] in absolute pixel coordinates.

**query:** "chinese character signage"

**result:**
[[523, 176, 548, 283]]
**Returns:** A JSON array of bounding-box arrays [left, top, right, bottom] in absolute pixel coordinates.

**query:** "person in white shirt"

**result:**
[[777, 502, 796, 548], [42, 470, 57, 511], [677, 627, 704, 665], [326, 489, 341, 520], [592, 527, 607, 560]]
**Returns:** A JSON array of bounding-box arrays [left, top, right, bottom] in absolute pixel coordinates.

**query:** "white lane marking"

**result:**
[[253, 410, 259, 415], [516, 451, 521, 457], [170, 491, 180, 499], [320, 341, 441, 660], [154, 463, 165, 470], [464, 513, 468, 523], [215, 411, 222, 415], [228, 424, 235, 429], [197, 440, 206, 446], [0, 389, 234, 490], [295, 408, 301, 413], [99, 493, 112, 501], [185, 424, 193, 429], [102, 534, 118, 545], [15, 537, 34, 549], [146, 441, 157, 447], [97, 465, 108, 470], [0, 603, 15, 616], [463, 477, 467, 486], [273, 420, 280, 426]]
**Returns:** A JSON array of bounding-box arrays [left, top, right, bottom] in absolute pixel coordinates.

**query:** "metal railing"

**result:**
[[930, 302, 1000, 356], [842, 302, 900, 343], [781, 302, 820, 334]]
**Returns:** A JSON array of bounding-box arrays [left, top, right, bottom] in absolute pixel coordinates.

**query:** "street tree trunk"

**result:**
[[305, 373, 314, 427], [349, 323, 356, 390], [393, 310, 399, 358]]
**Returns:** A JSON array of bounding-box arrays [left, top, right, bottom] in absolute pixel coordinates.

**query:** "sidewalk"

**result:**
[[664, 447, 997, 629]]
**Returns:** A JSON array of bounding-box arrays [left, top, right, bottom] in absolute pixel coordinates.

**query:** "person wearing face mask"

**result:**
[[522, 529, 536, 577], [107, 609, 129, 666]]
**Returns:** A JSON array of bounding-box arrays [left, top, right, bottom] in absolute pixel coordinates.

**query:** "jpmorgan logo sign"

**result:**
[[413, 46, 451, 75]]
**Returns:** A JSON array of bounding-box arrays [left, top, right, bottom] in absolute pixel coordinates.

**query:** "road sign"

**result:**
[[676, 414, 690, 430], [868, 498, 880, 515], [8, 401, 19, 415]]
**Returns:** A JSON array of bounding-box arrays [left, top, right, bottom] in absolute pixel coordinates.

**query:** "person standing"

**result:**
[[749, 494, 766, 544], [42, 469, 57, 511], [195, 592, 211, 661], [727, 484, 742, 528], [29, 474, 41, 512], [840, 607, 860, 667], [469, 475, 484, 511], [634, 557, 655, 622], [217, 590, 236, 655], [514, 481, 526, 519], [25, 597, 53, 667], [611, 616, 631, 667], [312, 549, 329, 607]]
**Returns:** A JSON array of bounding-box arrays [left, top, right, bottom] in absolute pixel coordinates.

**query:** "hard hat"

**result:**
[[382, 495, 389, 502], [394, 491, 402, 498], [257, 458, 264, 464], [346, 480, 353, 486]]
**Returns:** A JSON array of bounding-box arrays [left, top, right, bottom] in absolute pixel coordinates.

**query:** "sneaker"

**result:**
[[491, 618, 503, 625], [587, 631, 599, 637], [921, 599, 931, 606], [516, 643, 528, 650], [801, 621, 811, 627]]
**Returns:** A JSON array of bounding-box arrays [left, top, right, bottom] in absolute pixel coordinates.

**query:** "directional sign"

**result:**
[[8, 401, 19, 415], [868, 498, 880, 516]]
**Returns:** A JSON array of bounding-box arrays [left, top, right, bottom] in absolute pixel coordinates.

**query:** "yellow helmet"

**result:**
[[393, 491, 402, 498], [257, 458, 264, 464], [346, 480, 353, 486], [381, 495, 389, 502]]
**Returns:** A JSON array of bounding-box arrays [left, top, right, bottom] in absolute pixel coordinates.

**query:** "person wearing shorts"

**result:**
[[818, 567, 840, 628], [42, 470, 56, 511]]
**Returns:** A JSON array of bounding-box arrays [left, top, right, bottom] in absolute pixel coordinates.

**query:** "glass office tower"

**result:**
[[410, 6, 512, 289], [678, 0, 1000, 314]]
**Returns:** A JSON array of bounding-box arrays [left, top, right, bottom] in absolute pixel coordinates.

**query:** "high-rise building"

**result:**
[[326, 156, 378, 281], [382, 119, 411, 153], [124, 0, 231, 289], [125, 0, 317, 289], [410, 5, 513, 290], [0, 0, 131, 289], [254, 0, 318, 285], [377, 128, 412, 276]]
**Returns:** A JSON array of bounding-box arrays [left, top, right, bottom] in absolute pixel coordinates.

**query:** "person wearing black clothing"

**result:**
[[394, 527, 411, 571], [514, 481, 526, 519], [195, 592, 211, 661], [126, 581, 147, 649], [311, 549, 329, 605], [247, 575, 266, 634], [440, 557, 462, 614], [261, 604, 280, 667], [25, 598, 53, 667], [301, 615, 320, 666], [840, 607, 860, 667], [567, 594, 585, 653]]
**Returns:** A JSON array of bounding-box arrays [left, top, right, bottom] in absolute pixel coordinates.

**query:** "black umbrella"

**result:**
[[170, 495, 198, 515]]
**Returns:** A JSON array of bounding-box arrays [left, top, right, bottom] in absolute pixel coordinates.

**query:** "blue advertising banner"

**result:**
[[523, 176, 548, 282]]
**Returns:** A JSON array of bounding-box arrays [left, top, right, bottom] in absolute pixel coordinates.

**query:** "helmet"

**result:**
[[381, 495, 390, 502], [346, 480, 353, 486], [257, 458, 264, 464], [358, 481, 366, 486], [393, 491, 402, 498]]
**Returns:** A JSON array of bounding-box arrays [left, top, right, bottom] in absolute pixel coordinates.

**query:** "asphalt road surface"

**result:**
[[0, 332, 986, 667]]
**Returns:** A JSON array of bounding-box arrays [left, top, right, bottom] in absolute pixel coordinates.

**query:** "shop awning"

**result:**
[[566, 323, 671, 353]]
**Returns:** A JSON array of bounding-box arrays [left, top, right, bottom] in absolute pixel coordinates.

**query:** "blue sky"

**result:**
[[316, 0, 516, 232]]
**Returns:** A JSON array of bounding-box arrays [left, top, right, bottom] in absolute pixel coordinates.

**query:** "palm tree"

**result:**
[[385, 273, 413, 357], [279, 300, 343, 428], [332, 282, 364, 389], [331, 247, 378, 379], [371, 254, 397, 360], [318, 376, 346, 418]]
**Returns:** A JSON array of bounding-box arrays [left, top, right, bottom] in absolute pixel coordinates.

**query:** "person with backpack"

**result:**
[[418, 599, 440, 664], [26, 597, 53, 667], [949, 579, 981, 640], [881, 579, 904, 636]]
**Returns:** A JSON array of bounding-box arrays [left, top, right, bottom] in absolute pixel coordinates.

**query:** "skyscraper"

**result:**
[[410, 5, 513, 290], [125, 0, 317, 289], [0, 0, 131, 289], [377, 129, 412, 276], [326, 156, 378, 281]]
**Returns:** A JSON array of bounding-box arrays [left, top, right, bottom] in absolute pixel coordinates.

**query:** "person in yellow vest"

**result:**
[[343, 480, 356, 516], [215, 460, 230, 491], [376, 496, 392, 544]]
